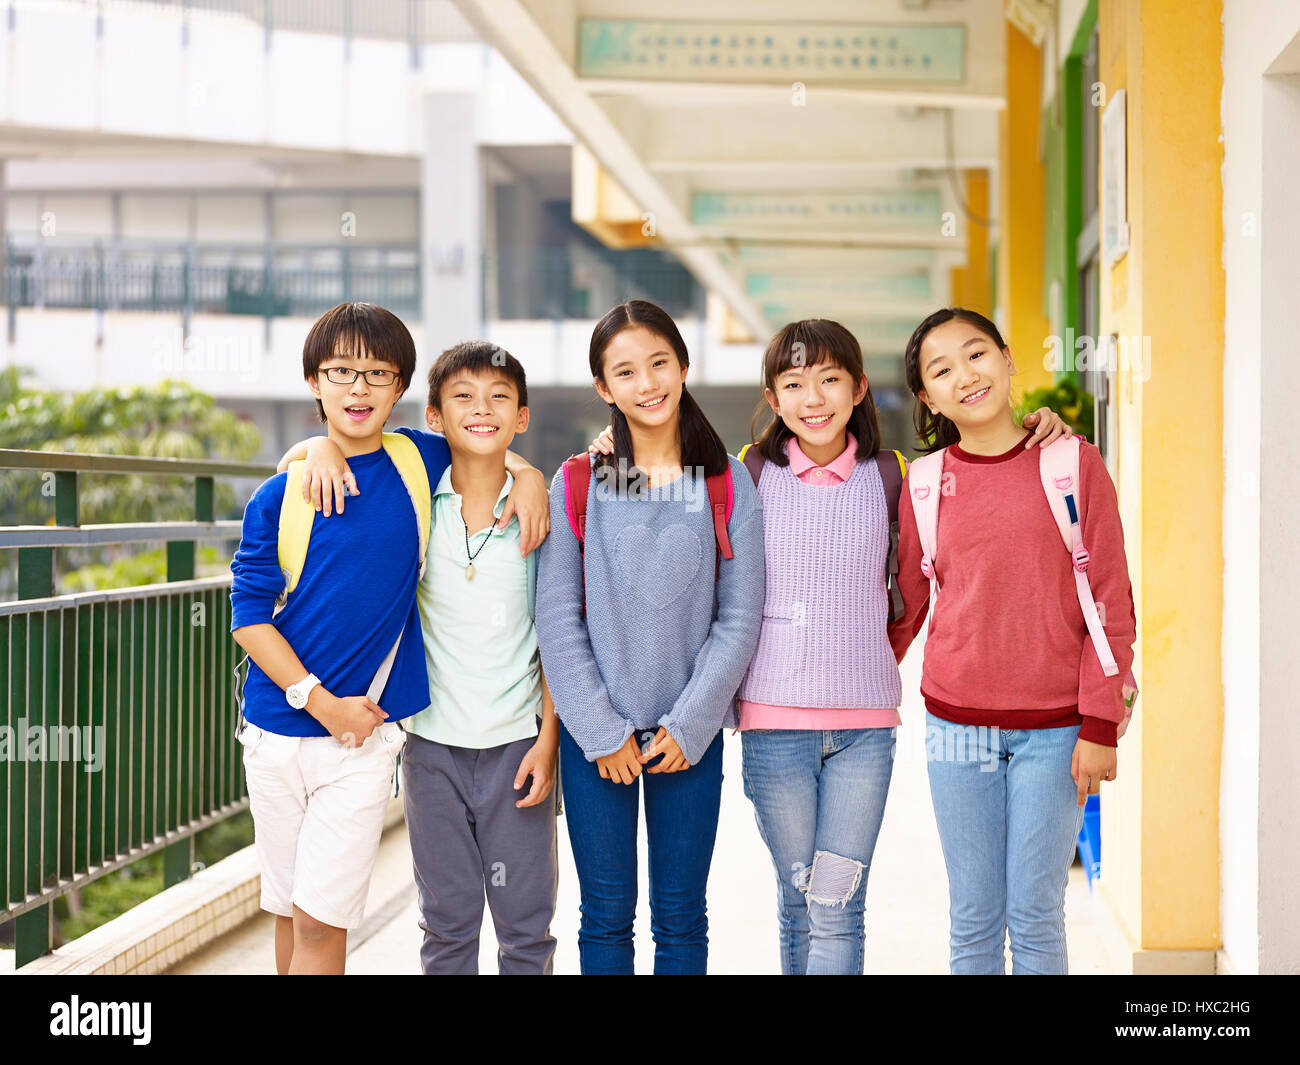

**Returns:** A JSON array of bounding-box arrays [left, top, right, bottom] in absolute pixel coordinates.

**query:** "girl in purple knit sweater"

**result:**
[[734, 319, 1069, 975]]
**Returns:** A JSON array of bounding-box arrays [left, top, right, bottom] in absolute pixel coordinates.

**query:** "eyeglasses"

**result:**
[[318, 366, 400, 387]]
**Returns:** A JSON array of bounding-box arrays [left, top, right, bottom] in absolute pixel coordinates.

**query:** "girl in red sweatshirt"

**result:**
[[889, 307, 1136, 974]]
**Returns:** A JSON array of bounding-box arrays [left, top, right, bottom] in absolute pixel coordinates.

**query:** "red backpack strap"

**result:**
[[562, 454, 593, 617], [706, 467, 734, 562]]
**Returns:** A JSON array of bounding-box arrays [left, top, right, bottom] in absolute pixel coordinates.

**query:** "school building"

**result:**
[[1, 0, 1294, 975], [445, 0, 1291, 975]]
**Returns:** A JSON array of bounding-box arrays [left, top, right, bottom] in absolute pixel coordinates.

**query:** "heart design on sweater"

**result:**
[[613, 523, 703, 609]]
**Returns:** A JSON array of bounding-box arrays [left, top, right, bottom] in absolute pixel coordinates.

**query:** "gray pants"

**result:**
[[400, 732, 558, 974]]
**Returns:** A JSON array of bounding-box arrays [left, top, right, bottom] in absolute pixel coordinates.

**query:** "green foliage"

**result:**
[[60, 545, 230, 593], [53, 856, 165, 944], [0, 366, 261, 595], [0, 365, 260, 527], [1015, 377, 1095, 441]]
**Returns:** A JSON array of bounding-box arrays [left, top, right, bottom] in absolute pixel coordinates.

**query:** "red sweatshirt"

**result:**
[[887, 433, 1136, 747]]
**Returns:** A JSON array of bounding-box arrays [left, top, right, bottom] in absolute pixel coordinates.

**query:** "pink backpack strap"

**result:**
[[907, 448, 946, 610], [1037, 438, 1120, 679]]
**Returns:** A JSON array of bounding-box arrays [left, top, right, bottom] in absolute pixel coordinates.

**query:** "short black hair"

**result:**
[[303, 302, 417, 423], [426, 340, 528, 411]]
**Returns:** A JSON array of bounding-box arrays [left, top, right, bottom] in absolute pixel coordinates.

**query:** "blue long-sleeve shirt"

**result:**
[[229, 428, 450, 737], [536, 454, 765, 765]]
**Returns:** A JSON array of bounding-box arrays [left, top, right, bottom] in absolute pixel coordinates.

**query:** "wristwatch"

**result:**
[[286, 673, 321, 710]]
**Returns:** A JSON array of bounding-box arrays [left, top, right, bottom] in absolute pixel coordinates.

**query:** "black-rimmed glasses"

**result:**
[[319, 366, 400, 386]]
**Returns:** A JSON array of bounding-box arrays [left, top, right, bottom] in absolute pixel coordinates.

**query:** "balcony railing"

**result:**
[[4, 242, 704, 324], [6, 243, 422, 322], [0, 448, 274, 968]]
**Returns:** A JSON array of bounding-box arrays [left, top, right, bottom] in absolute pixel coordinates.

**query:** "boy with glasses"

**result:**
[[230, 302, 548, 974]]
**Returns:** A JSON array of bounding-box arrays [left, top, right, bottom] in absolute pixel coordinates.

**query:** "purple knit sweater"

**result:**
[[737, 457, 902, 710]]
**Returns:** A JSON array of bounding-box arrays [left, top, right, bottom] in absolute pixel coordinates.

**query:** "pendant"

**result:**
[[465, 563, 476, 581]]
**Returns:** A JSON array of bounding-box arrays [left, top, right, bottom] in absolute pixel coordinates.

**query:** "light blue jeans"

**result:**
[[924, 711, 1086, 975], [741, 727, 896, 975]]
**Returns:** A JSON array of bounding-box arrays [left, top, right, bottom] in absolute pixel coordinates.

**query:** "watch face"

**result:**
[[287, 685, 306, 709]]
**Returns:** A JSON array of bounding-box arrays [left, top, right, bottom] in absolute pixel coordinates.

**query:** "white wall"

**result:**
[[1257, 61, 1300, 977], [1220, 0, 1300, 976], [0, 1, 570, 156]]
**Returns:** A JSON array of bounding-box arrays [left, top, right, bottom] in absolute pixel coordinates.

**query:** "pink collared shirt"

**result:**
[[738, 431, 902, 732], [787, 432, 859, 485]]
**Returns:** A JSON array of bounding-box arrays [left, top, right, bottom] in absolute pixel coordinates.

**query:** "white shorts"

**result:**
[[238, 718, 406, 930]]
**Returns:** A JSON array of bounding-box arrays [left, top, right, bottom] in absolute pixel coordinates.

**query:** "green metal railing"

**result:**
[[0, 449, 274, 968]]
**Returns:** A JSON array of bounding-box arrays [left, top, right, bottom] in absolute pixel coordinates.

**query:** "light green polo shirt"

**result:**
[[404, 466, 541, 749]]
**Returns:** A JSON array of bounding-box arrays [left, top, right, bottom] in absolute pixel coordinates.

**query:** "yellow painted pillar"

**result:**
[[964, 169, 991, 316], [1097, 0, 1223, 973], [997, 23, 1052, 396], [950, 171, 990, 313]]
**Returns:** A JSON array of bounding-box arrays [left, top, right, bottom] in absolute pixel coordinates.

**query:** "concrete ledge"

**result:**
[[1131, 950, 1218, 975], [16, 797, 405, 976]]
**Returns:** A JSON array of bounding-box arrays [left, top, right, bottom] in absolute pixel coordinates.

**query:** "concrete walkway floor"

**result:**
[[172, 643, 1130, 975]]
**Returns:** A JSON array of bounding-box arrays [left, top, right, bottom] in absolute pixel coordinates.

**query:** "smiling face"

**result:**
[[765, 356, 868, 454], [592, 324, 688, 432], [916, 318, 1017, 430], [306, 342, 406, 452], [427, 368, 528, 457]]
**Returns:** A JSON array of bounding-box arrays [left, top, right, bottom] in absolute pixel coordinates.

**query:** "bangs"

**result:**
[[763, 319, 864, 387], [427, 340, 528, 410], [302, 302, 417, 383]]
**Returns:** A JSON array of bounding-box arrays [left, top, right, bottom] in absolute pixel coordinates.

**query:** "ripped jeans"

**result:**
[[741, 727, 896, 975]]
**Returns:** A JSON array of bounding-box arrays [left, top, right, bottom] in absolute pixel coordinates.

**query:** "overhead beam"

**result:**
[[451, 0, 770, 338], [642, 104, 999, 174]]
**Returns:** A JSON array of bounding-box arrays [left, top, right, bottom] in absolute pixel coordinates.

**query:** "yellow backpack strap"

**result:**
[[737, 442, 751, 461], [275, 461, 316, 617], [894, 449, 908, 479], [381, 432, 432, 577]]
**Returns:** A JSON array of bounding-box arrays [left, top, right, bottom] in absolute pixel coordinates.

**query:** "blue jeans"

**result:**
[[924, 711, 1086, 974], [740, 727, 896, 975], [558, 720, 723, 975]]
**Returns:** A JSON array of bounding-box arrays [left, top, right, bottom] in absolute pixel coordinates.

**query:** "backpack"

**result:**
[[906, 436, 1139, 738], [561, 452, 735, 618], [737, 442, 909, 623], [265, 431, 431, 704]]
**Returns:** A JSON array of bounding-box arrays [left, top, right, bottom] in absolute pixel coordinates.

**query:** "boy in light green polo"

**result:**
[[399, 340, 558, 975]]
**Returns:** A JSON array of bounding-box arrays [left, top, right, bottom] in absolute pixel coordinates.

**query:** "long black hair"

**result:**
[[588, 299, 729, 480], [749, 318, 881, 466], [903, 306, 1009, 453]]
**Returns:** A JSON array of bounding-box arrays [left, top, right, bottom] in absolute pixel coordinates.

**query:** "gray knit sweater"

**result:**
[[536, 455, 765, 765]]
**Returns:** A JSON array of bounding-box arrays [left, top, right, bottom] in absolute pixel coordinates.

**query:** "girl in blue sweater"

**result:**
[[535, 299, 765, 975]]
